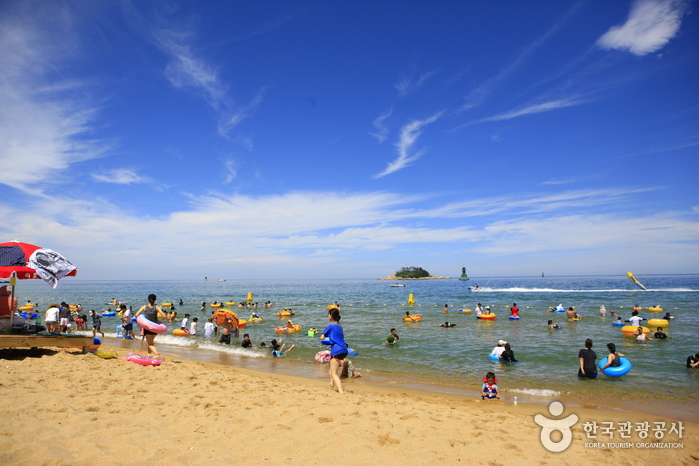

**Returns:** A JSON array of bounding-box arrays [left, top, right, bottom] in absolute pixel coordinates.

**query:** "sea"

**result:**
[[10, 274, 699, 422]]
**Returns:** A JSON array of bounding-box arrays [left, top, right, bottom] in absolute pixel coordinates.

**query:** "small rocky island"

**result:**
[[378, 266, 451, 280]]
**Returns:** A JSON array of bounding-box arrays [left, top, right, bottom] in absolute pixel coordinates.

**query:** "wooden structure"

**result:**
[[0, 335, 93, 353]]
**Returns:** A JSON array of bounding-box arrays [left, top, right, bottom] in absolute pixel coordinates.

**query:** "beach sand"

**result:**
[[1, 345, 697, 465]]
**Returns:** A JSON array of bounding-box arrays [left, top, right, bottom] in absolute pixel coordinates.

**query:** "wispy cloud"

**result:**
[[0, 4, 111, 196], [155, 27, 263, 143], [374, 112, 443, 178], [394, 71, 436, 97], [370, 108, 393, 142], [475, 98, 585, 124], [223, 159, 238, 184], [92, 168, 151, 185], [459, 1, 584, 112], [597, 0, 687, 56]]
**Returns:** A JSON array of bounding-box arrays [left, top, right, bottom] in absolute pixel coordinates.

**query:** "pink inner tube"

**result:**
[[136, 314, 168, 334], [125, 352, 163, 366]]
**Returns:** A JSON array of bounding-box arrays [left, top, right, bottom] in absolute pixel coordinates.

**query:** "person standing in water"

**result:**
[[135, 294, 171, 355], [443, 304, 449, 314], [321, 308, 348, 394]]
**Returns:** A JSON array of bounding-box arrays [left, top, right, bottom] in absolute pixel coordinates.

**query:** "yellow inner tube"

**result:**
[[647, 319, 669, 328], [621, 325, 649, 336], [646, 307, 663, 312]]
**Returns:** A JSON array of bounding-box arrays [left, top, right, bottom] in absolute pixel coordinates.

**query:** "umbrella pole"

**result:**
[[9, 272, 16, 328]]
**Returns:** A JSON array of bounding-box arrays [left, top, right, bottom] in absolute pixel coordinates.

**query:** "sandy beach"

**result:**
[[1, 345, 696, 466]]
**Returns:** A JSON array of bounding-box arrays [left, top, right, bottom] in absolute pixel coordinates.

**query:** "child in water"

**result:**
[[547, 320, 559, 329], [481, 372, 500, 400]]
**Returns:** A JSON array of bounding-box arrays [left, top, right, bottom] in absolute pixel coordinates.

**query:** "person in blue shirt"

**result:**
[[321, 308, 348, 394]]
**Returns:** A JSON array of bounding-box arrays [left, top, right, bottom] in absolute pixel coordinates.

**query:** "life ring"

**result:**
[[621, 325, 649, 336], [508, 316, 520, 320], [275, 325, 302, 333], [136, 314, 168, 334], [480, 314, 496, 320], [315, 350, 331, 363], [403, 315, 421, 322], [238, 319, 247, 327], [277, 311, 293, 317], [598, 356, 632, 377], [457, 309, 472, 313], [173, 329, 191, 336], [553, 309, 565, 313], [19, 305, 34, 312], [125, 352, 163, 366], [224, 302, 236, 306], [162, 302, 172, 307], [348, 348, 357, 356], [213, 309, 239, 327], [488, 353, 501, 361], [321, 338, 331, 345], [248, 317, 264, 323], [102, 311, 116, 316], [647, 319, 669, 328], [612, 321, 625, 326], [646, 307, 663, 312], [210, 303, 222, 308]]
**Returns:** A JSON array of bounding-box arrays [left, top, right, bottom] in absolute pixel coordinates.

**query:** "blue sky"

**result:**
[[1, 0, 697, 280]]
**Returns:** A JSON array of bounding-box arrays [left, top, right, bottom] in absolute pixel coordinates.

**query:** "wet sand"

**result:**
[[0, 345, 697, 465]]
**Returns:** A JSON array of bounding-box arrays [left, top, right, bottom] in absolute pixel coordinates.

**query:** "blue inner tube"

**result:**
[[102, 311, 116, 316], [508, 316, 520, 320], [348, 348, 357, 356], [612, 322, 625, 326], [598, 356, 632, 377], [488, 353, 500, 361], [553, 309, 565, 313], [321, 338, 331, 345]]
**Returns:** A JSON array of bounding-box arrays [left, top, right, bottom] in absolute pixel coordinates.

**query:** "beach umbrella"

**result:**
[[0, 240, 77, 326]]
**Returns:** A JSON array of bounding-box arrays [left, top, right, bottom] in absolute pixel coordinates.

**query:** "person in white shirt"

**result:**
[[189, 317, 198, 336], [491, 340, 507, 357], [204, 318, 215, 337], [627, 311, 645, 327], [45, 305, 60, 332], [475, 303, 483, 319]]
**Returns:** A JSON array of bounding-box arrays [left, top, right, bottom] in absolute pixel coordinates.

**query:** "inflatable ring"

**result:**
[[275, 324, 302, 333], [238, 319, 247, 327], [162, 302, 172, 307], [315, 350, 331, 363], [224, 302, 236, 306], [210, 303, 222, 308], [508, 316, 520, 320], [136, 314, 168, 334], [321, 338, 331, 345], [646, 307, 663, 312], [553, 309, 565, 313], [488, 353, 501, 361], [621, 325, 649, 336], [647, 319, 669, 328], [19, 305, 34, 312], [403, 315, 421, 322], [612, 321, 625, 326], [125, 352, 163, 366], [598, 356, 632, 377], [93, 349, 117, 359], [326, 305, 339, 311], [480, 314, 496, 320], [102, 311, 116, 316], [172, 329, 191, 336], [457, 309, 472, 313], [277, 311, 293, 317]]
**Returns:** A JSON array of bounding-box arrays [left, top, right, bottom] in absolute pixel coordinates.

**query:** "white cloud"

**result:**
[[223, 159, 238, 184], [597, 0, 687, 56], [0, 7, 111, 195], [375, 112, 443, 178], [477, 98, 584, 123], [394, 71, 436, 97], [1, 187, 696, 278], [92, 168, 151, 185], [370, 108, 393, 143]]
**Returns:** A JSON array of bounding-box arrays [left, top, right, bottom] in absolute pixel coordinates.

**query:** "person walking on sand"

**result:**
[[321, 308, 348, 394], [135, 294, 171, 355]]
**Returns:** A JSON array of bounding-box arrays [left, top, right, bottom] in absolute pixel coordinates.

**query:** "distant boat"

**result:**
[[390, 284, 406, 287], [459, 267, 469, 281], [217, 279, 226, 282]]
